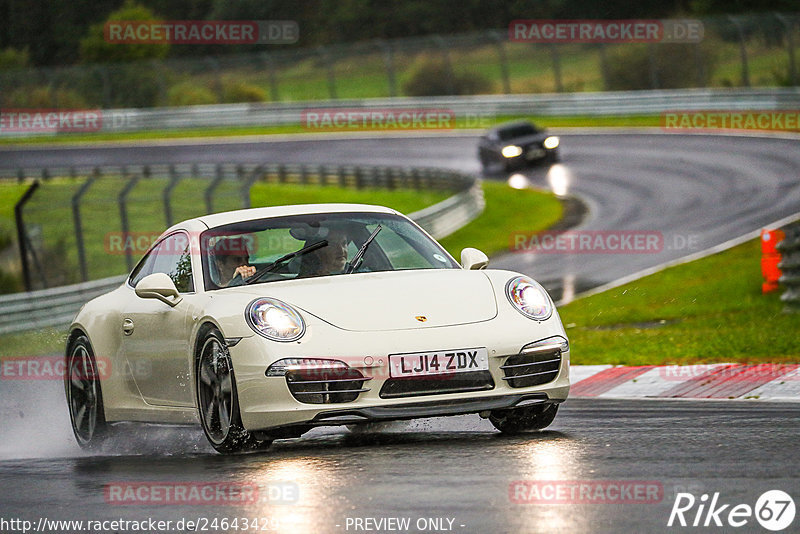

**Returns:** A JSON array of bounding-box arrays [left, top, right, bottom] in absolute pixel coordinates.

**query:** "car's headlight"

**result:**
[[506, 276, 553, 321], [543, 136, 559, 150], [246, 298, 305, 342], [501, 145, 523, 158]]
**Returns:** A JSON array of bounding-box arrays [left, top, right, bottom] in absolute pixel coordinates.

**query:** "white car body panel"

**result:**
[[67, 203, 570, 437]]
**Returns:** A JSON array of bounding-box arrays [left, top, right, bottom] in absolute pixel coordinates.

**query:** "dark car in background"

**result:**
[[478, 121, 559, 171]]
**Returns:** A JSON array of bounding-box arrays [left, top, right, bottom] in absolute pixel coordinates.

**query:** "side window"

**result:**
[[170, 247, 194, 293], [130, 233, 194, 293], [129, 249, 157, 288]]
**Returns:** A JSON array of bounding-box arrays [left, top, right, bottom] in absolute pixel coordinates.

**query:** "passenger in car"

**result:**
[[211, 236, 255, 286]]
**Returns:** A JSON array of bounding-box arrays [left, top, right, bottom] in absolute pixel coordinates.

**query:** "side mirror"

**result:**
[[461, 247, 489, 270], [134, 273, 183, 307]]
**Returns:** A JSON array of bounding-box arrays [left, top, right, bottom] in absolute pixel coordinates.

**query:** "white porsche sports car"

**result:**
[[65, 204, 570, 453]]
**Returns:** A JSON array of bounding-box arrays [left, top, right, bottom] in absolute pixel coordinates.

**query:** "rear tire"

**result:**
[[65, 335, 108, 449], [489, 403, 559, 433], [196, 328, 271, 453]]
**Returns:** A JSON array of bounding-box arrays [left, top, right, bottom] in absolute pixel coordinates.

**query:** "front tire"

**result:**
[[489, 403, 559, 433], [196, 329, 270, 453], [478, 152, 490, 171], [65, 335, 108, 449]]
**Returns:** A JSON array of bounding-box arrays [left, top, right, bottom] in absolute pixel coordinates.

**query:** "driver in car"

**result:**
[[296, 228, 349, 278], [212, 236, 255, 287]]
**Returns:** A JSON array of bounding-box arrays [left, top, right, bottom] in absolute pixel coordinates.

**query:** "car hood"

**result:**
[[226, 269, 498, 332]]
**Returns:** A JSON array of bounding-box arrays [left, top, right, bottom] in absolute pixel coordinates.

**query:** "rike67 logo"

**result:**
[[668, 490, 795, 531]]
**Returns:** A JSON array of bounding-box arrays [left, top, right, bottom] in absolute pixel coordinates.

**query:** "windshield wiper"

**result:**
[[244, 239, 328, 285], [345, 225, 381, 274]]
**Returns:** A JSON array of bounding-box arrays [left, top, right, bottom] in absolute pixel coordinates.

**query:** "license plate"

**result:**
[[526, 148, 545, 160], [389, 348, 489, 378]]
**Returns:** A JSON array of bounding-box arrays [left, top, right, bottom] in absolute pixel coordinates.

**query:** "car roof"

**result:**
[[172, 203, 399, 231], [489, 120, 539, 133]]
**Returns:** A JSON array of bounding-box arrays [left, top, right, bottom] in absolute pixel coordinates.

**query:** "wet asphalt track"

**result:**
[[1, 131, 800, 533], [1, 391, 799, 534]]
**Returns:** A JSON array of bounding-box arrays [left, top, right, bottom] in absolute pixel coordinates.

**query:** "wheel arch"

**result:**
[[65, 327, 88, 356], [190, 320, 228, 404], [193, 320, 224, 362], [64, 328, 88, 399]]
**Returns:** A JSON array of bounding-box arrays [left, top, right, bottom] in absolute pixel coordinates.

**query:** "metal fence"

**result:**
[[9, 163, 479, 293], [1, 87, 797, 138], [1, 14, 798, 110]]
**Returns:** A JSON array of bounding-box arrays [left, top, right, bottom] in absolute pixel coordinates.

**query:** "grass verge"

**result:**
[[560, 238, 800, 365], [438, 181, 562, 258]]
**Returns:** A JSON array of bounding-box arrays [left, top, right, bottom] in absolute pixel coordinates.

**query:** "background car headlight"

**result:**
[[543, 136, 560, 150], [501, 145, 523, 158], [506, 276, 553, 320], [246, 298, 305, 342]]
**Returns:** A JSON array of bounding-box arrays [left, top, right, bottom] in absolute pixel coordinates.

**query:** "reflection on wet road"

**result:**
[[2, 393, 798, 533]]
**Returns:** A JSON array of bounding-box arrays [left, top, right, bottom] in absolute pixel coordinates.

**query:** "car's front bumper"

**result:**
[[504, 146, 558, 167], [230, 313, 570, 433]]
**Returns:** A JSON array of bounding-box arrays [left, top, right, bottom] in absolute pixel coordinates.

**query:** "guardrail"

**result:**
[[778, 221, 800, 313], [0, 163, 483, 334], [0, 274, 126, 336], [2, 88, 800, 139]]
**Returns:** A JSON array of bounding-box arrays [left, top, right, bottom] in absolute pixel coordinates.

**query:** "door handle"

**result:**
[[122, 318, 135, 336]]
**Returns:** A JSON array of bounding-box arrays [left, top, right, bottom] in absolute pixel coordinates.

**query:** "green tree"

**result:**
[[80, 1, 169, 63], [0, 47, 30, 69], [78, 2, 171, 107]]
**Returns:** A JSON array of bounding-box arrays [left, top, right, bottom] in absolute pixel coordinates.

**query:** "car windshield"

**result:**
[[497, 123, 539, 140], [200, 212, 459, 290]]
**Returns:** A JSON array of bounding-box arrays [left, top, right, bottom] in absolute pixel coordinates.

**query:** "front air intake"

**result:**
[[379, 371, 494, 399], [501, 338, 565, 388], [285, 367, 371, 404]]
